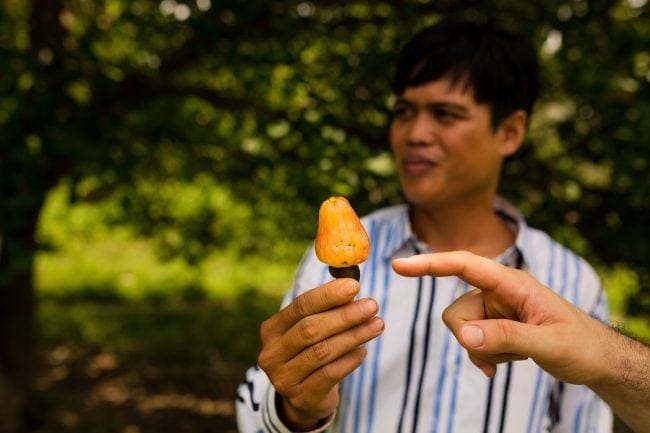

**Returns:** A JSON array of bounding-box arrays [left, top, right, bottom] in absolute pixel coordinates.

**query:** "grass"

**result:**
[[35, 239, 301, 302]]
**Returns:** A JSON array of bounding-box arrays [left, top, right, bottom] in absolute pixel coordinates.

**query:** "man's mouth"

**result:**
[[402, 157, 437, 175]]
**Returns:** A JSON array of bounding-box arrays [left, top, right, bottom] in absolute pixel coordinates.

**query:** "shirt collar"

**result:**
[[385, 196, 533, 269]]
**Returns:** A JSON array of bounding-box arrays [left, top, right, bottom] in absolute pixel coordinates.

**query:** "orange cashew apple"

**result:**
[[315, 196, 370, 281]]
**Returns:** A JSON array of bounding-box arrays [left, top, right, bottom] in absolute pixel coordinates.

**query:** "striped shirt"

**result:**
[[236, 198, 612, 433]]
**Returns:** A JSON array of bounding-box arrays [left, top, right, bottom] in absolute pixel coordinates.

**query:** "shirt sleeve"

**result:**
[[235, 245, 334, 433], [235, 365, 335, 433]]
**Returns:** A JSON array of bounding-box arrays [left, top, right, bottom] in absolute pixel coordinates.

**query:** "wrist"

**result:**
[[586, 323, 638, 390], [276, 393, 329, 431], [565, 314, 617, 389], [585, 326, 650, 433]]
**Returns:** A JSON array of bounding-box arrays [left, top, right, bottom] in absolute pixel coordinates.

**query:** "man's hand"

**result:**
[[257, 278, 384, 431], [392, 251, 609, 386], [393, 251, 650, 433]]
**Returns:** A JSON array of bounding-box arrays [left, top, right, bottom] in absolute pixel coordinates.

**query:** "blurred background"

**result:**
[[0, 0, 648, 432]]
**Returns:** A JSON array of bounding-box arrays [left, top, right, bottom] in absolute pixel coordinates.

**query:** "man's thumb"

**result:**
[[461, 319, 547, 360]]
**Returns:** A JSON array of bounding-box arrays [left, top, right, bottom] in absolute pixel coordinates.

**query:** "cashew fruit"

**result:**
[[315, 196, 370, 272]]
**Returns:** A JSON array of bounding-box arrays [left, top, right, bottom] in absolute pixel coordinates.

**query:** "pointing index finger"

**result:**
[[392, 251, 521, 294]]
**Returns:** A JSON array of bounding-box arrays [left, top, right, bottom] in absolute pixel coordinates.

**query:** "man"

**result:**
[[236, 19, 612, 432], [392, 251, 650, 433]]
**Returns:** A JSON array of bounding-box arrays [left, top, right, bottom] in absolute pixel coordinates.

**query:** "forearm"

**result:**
[[589, 326, 650, 433]]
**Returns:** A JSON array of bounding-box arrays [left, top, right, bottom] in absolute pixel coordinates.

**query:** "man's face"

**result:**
[[390, 77, 508, 210]]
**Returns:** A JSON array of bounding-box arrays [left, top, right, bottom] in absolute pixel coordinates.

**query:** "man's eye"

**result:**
[[392, 105, 414, 119], [435, 110, 460, 122]]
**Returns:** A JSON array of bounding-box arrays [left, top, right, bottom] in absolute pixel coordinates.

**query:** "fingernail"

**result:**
[[369, 317, 384, 332], [340, 280, 359, 296], [360, 299, 378, 315], [462, 325, 484, 348]]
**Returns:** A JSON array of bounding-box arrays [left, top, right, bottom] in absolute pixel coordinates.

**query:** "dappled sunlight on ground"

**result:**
[[136, 393, 233, 417], [32, 344, 243, 433], [30, 294, 281, 433]]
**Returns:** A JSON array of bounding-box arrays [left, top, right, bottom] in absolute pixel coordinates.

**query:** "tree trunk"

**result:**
[[0, 201, 42, 433], [0, 1, 67, 429]]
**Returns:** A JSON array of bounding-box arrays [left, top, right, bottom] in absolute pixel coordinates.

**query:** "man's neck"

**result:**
[[409, 197, 516, 258]]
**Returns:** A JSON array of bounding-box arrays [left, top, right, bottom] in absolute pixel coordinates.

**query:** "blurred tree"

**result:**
[[0, 0, 648, 431]]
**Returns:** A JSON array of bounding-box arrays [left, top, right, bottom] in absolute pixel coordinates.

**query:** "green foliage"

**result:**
[[36, 181, 303, 302], [601, 264, 650, 341], [1, 0, 649, 361]]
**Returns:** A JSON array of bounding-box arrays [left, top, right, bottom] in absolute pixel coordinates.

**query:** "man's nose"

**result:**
[[406, 114, 434, 145]]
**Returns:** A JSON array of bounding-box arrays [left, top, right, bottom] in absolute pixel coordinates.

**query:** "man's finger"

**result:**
[[392, 251, 530, 296], [281, 316, 384, 385], [442, 290, 485, 337], [272, 298, 379, 361], [468, 353, 497, 378], [262, 279, 360, 338], [296, 346, 368, 404]]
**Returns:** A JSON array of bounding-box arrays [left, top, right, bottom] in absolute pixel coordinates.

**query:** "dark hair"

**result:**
[[392, 19, 540, 129]]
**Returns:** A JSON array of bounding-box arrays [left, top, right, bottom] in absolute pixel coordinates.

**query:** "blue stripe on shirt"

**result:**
[[412, 276, 437, 432], [536, 376, 554, 432], [366, 219, 396, 433], [352, 219, 382, 433], [548, 240, 556, 288], [526, 236, 557, 432], [574, 387, 587, 433], [397, 273, 424, 433], [535, 242, 572, 433], [526, 370, 544, 433], [430, 281, 459, 433], [341, 362, 358, 432], [585, 394, 595, 433], [572, 254, 582, 306], [446, 282, 470, 433], [560, 246, 569, 298]]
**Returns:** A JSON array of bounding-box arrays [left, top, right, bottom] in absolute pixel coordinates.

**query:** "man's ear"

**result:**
[[497, 110, 528, 157]]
